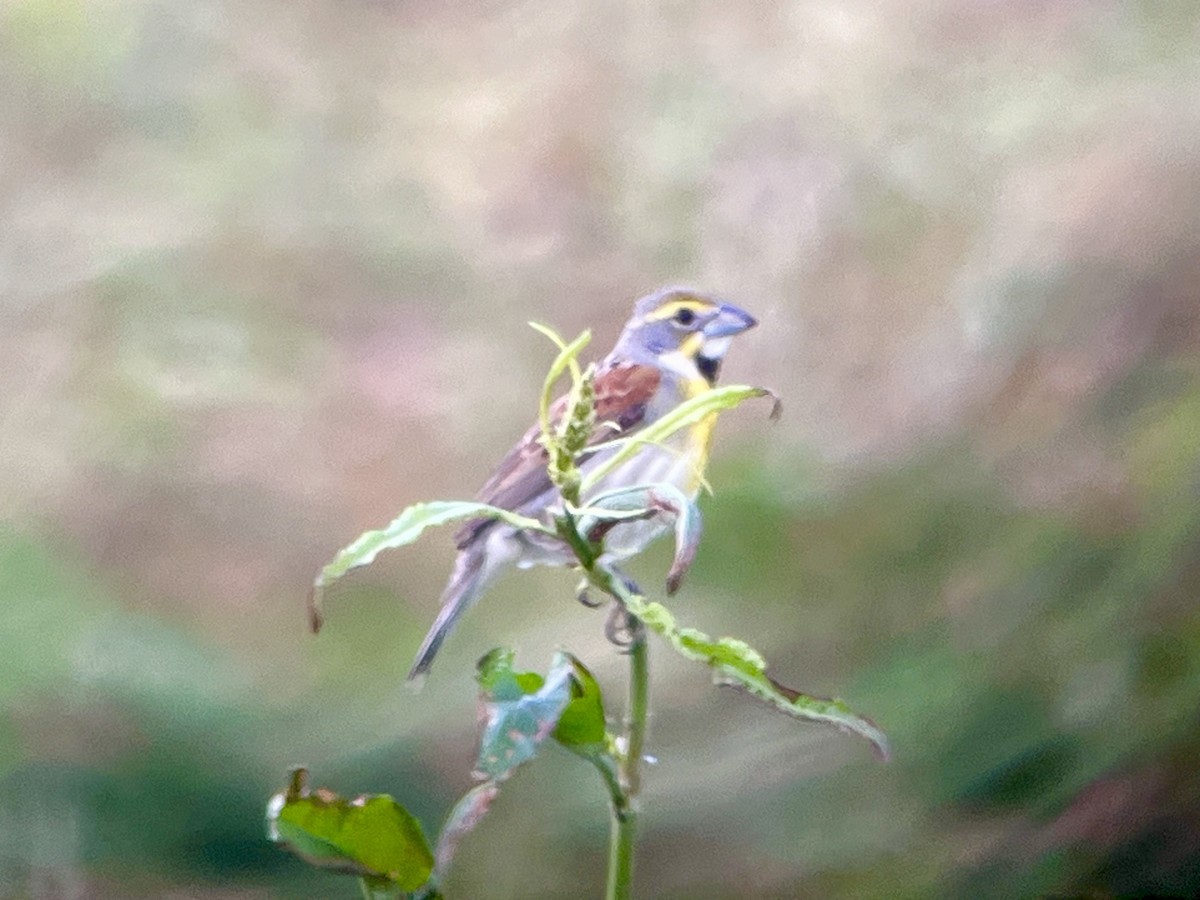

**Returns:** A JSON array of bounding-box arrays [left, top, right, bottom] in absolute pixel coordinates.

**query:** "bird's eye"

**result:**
[[672, 308, 696, 326]]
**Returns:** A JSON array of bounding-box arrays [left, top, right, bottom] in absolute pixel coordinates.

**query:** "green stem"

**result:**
[[607, 620, 647, 900], [554, 511, 649, 900], [621, 624, 649, 799], [555, 510, 597, 567], [606, 791, 636, 900]]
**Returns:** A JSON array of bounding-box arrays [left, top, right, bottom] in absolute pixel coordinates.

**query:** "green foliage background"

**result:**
[[3, 0, 1200, 896]]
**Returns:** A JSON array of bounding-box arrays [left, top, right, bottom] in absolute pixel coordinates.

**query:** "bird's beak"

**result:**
[[703, 302, 757, 338]]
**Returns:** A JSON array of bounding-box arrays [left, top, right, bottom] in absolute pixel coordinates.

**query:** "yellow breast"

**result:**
[[683, 376, 717, 494]]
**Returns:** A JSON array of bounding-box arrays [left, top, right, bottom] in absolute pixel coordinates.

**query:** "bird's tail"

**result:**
[[407, 548, 490, 684]]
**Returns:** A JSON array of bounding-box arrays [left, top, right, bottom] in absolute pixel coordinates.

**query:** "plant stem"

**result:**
[[621, 622, 649, 799], [555, 510, 649, 900], [606, 792, 637, 900], [607, 618, 648, 900]]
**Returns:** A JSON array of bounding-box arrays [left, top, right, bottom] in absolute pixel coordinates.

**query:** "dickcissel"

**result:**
[[408, 287, 757, 681]]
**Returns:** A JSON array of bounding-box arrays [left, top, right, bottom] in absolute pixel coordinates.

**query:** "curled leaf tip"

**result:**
[[872, 734, 892, 763], [766, 391, 783, 421], [665, 547, 695, 595], [287, 766, 309, 801], [748, 386, 783, 421], [307, 587, 324, 634]]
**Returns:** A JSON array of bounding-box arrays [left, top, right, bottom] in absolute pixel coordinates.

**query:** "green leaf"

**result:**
[[579, 384, 781, 493], [552, 654, 608, 749], [614, 588, 891, 761], [575, 483, 703, 594], [309, 501, 550, 632], [266, 768, 434, 891], [476, 647, 544, 699], [477, 648, 613, 761], [528, 322, 591, 443], [474, 651, 575, 780], [432, 651, 616, 879]]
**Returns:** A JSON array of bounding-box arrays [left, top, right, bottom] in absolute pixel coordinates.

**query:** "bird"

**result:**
[[408, 287, 757, 682]]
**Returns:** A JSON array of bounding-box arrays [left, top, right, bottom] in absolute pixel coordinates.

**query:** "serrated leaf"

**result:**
[[309, 502, 550, 632], [614, 590, 891, 760], [474, 651, 575, 780], [266, 768, 434, 890], [580, 384, 780, 493], [575, 484, 703, 594]]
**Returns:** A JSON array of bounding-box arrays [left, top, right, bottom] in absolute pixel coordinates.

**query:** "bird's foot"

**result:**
[[575, 578, 604, 608], [605, 604, 644, 650]]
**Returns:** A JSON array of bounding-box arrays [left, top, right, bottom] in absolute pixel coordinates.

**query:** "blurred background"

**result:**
[[3, 0, 1200, 897]]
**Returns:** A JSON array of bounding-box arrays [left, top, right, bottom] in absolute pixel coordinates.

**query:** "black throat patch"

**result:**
[[697, 355, 721, 385]]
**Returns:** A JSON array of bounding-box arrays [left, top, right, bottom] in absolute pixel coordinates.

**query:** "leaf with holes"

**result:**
[[474, 649, 574, 781]]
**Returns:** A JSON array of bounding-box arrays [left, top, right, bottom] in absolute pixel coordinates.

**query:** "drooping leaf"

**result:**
[[575, 483, 703, 594], [474, 651, 575, 780], [266, 768, 434, 891], [613, 588, 891, 761], [580, 384, 781, 493], [476, 649, 611, 755], [433, 651, 616, 878], [309, 502, 551, 632], [433, 783, 500, 880]]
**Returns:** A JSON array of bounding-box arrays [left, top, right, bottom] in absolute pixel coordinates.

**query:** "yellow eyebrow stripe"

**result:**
[[644, 298, 715, 322]]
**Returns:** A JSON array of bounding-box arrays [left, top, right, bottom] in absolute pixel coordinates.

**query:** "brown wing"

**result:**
[[454, 361, 661, 549]]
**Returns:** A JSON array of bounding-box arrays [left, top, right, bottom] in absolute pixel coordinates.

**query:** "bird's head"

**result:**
[[613, 286, 757, 385]]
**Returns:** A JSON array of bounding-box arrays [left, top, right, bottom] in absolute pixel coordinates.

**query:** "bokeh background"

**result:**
[[4, 0, 1200, 897]]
